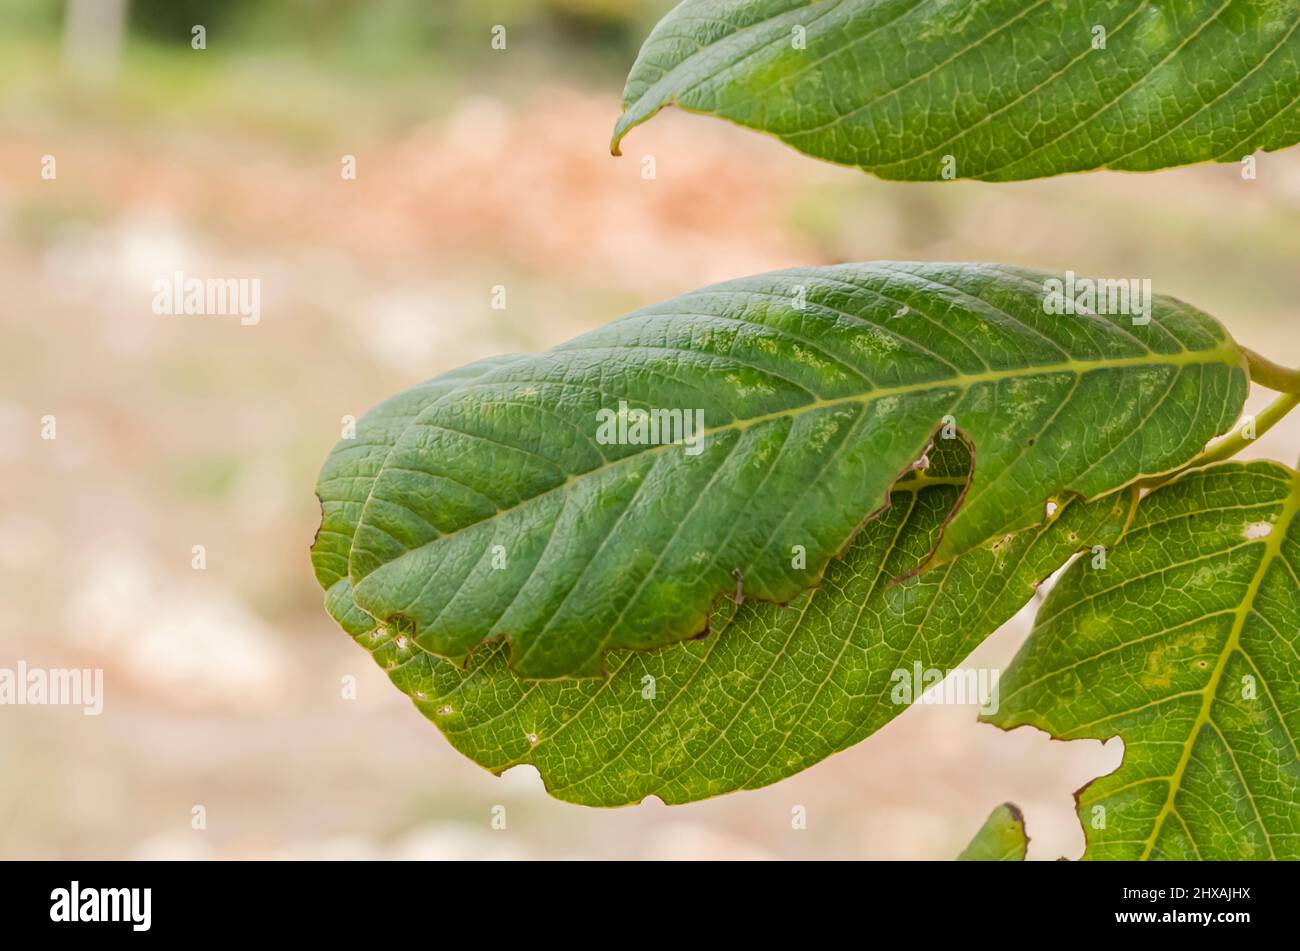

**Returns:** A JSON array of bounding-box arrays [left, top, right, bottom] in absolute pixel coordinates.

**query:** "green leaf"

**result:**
[[958, 803, 1029, 861], [614, 0, 1300, 182], [312, 354, 523, 614], [985, 461, 1300, 860], [337, 262, 1246, 679], [348, 441, 1134, 806]]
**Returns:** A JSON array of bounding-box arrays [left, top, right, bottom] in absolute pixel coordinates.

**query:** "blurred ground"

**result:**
[[2, 0, 1298, 860]]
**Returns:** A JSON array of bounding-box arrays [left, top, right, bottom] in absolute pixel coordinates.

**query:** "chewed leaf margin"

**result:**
[[327, 440, 1139, 807], [984, 459, 1300, 860], [338, 262, 1247, 679]]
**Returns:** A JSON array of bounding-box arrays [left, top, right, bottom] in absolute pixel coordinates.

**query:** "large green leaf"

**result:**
[[346, 441, 1134, 806], [958, 803, 1029, 860], [336, 262, 1246, 679], [986, 461, 1300, 860], [613, 0, 1300, 182]]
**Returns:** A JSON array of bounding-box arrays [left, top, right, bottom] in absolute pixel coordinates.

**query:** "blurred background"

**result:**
[[2, 0, 1298, 860]]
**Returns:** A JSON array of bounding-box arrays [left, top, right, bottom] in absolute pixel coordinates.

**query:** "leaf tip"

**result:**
[[610, 113, 634, 157]]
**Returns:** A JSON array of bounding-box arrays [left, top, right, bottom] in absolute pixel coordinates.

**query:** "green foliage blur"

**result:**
[[6, 0, 665, 75]]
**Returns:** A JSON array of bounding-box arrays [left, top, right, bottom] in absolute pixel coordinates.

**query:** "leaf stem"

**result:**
[[1193, 390, 1300, 467], [1244, 347, 1300, 394], [1137, 389, 1300, 490]]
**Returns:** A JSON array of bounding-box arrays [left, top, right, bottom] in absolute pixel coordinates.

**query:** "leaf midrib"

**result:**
[[1137, 464, 1300, 860], [354, 343, 1241, 583]]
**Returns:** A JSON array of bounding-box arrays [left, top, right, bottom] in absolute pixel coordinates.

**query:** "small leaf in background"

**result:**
[[335, 262, 1245, 679], [614, 0, 1300, 181], [958, 803, 1029, 861], [986, 461, 1300, 860]]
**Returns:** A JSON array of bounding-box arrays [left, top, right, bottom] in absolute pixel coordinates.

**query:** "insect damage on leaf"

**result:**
[[335, 440, 1135, 807], [986, 460, 1300, 860], [315, 262, 1246, 680]]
